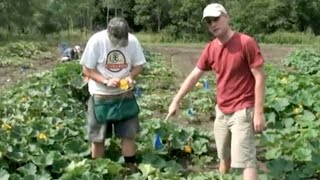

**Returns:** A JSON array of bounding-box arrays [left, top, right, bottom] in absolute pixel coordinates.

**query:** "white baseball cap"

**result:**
[[202, 3, 227, 20], [75, 45, 80, 50]]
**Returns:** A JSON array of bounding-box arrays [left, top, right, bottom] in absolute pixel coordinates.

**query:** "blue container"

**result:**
[[188, 108, 194, 116], [135, 86, 141, 97], [154, 133, 164, 150], [203, 80, 209, 90], [59, 42, 68, 55]]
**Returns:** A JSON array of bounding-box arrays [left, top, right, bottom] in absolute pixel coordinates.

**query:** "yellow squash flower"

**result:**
[[293, 108, 300, 114], [21, 96, 28, 102], [119, 79, 129, 90], [184, 145, 192, 154], [195, 82, 203, 88], [1, 123, 12, 131], [38, 132, 47, 140], [280, 77, 288, 84]]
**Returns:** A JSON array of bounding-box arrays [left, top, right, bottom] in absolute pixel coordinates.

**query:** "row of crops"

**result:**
[[0, 41, 54, 68], [0, 43, 320, 179]]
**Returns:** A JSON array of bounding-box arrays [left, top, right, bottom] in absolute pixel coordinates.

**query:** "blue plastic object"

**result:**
[[59, 42, 69, 55], [203, 80, 209, 90], [135, 86, 141, 97], [188, 108, 194, 116], [154, 133, 164, 150]]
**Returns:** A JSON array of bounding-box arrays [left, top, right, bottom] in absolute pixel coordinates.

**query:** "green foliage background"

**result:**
[[1, 0, 320, 42]]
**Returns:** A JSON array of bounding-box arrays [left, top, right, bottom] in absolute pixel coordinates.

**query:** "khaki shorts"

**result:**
[[86, 95, 140, 143], [214, 105, 256, 168]]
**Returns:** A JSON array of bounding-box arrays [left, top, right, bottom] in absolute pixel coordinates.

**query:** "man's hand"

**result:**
[[106, 77, 120, 88], [124, 76, 134, 86], [253, 113, 265, 133], [167, 101, 180, 121]]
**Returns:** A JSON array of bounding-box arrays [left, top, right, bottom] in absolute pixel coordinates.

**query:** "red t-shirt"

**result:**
[[196, 32, 264, 114]]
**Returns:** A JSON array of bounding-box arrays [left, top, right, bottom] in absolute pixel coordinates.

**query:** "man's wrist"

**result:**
[[254, 110, 264, 115], [129, 74, 134, 80], [172, 97, 181, 104]]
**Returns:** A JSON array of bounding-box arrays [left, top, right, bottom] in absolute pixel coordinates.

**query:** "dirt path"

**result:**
[[0, 47, 61, 92], [0, 59, 59, 92], [145, 44, 295, 77]]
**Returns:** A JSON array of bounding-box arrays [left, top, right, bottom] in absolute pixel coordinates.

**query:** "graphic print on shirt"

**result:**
[[105, 50, 128, 72]]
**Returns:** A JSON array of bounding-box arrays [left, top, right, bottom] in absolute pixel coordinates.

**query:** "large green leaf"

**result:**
[[32, 151, 55, 167], [138, 164, 157, 177], [0, 169, 10, 180], [192, 139, 208, 155], [81, 172, 101, 180], [293, 147, 312, 161], [52, 158, 69, 174], [142, 153, 166, 169], [63, 139, 90, 155], [265, 146, 282, 160], [18, 163, 37, 175], [272, 98, 290, 112], [163, 160, 183, 173]]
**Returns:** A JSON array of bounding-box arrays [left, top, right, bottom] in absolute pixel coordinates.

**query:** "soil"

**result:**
[[0, 48, 60, 92], [145, 44, 295, 77]]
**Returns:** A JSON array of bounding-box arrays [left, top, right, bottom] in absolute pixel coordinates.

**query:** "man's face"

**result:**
[[205, 14, 229, 38]]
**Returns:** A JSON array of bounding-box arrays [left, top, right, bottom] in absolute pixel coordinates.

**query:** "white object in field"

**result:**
[[61, 56, 70, 62], [75, 45, 81, 53]]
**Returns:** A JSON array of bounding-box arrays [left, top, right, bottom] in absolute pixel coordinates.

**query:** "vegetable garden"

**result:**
[[0, 42, 320, 179]]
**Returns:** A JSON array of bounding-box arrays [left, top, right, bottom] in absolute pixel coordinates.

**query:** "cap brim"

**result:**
[[118, 38, 129, 47], [202, 11, 222, 20], [109, 35, 129, 47]]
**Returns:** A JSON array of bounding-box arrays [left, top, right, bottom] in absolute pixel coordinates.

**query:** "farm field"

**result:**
[[0, 41, 320, 179]]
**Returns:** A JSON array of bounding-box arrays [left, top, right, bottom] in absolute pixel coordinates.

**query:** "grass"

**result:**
[[136, 31, 320, 48], [1, 29, 320, 51], [0, 28, 91, 47], [142, 42, 206, 49]]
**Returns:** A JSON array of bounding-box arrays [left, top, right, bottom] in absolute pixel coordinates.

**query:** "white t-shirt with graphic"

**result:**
[[80, 30, 146, 95]]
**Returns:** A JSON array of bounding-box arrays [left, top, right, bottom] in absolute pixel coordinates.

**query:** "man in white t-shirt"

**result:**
[[80, 17, 146, 168]]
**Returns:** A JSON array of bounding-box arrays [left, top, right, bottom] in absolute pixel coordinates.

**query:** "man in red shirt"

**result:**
[[167, 3, 265, 180]]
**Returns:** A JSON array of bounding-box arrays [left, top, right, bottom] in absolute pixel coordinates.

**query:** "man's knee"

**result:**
[[121, 137, 135, 145]]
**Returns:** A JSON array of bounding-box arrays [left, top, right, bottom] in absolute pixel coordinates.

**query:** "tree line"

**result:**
[[1, 0, 320, 40]]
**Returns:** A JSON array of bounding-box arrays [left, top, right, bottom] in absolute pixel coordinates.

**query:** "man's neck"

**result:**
[[218, 30, 234, 45]]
